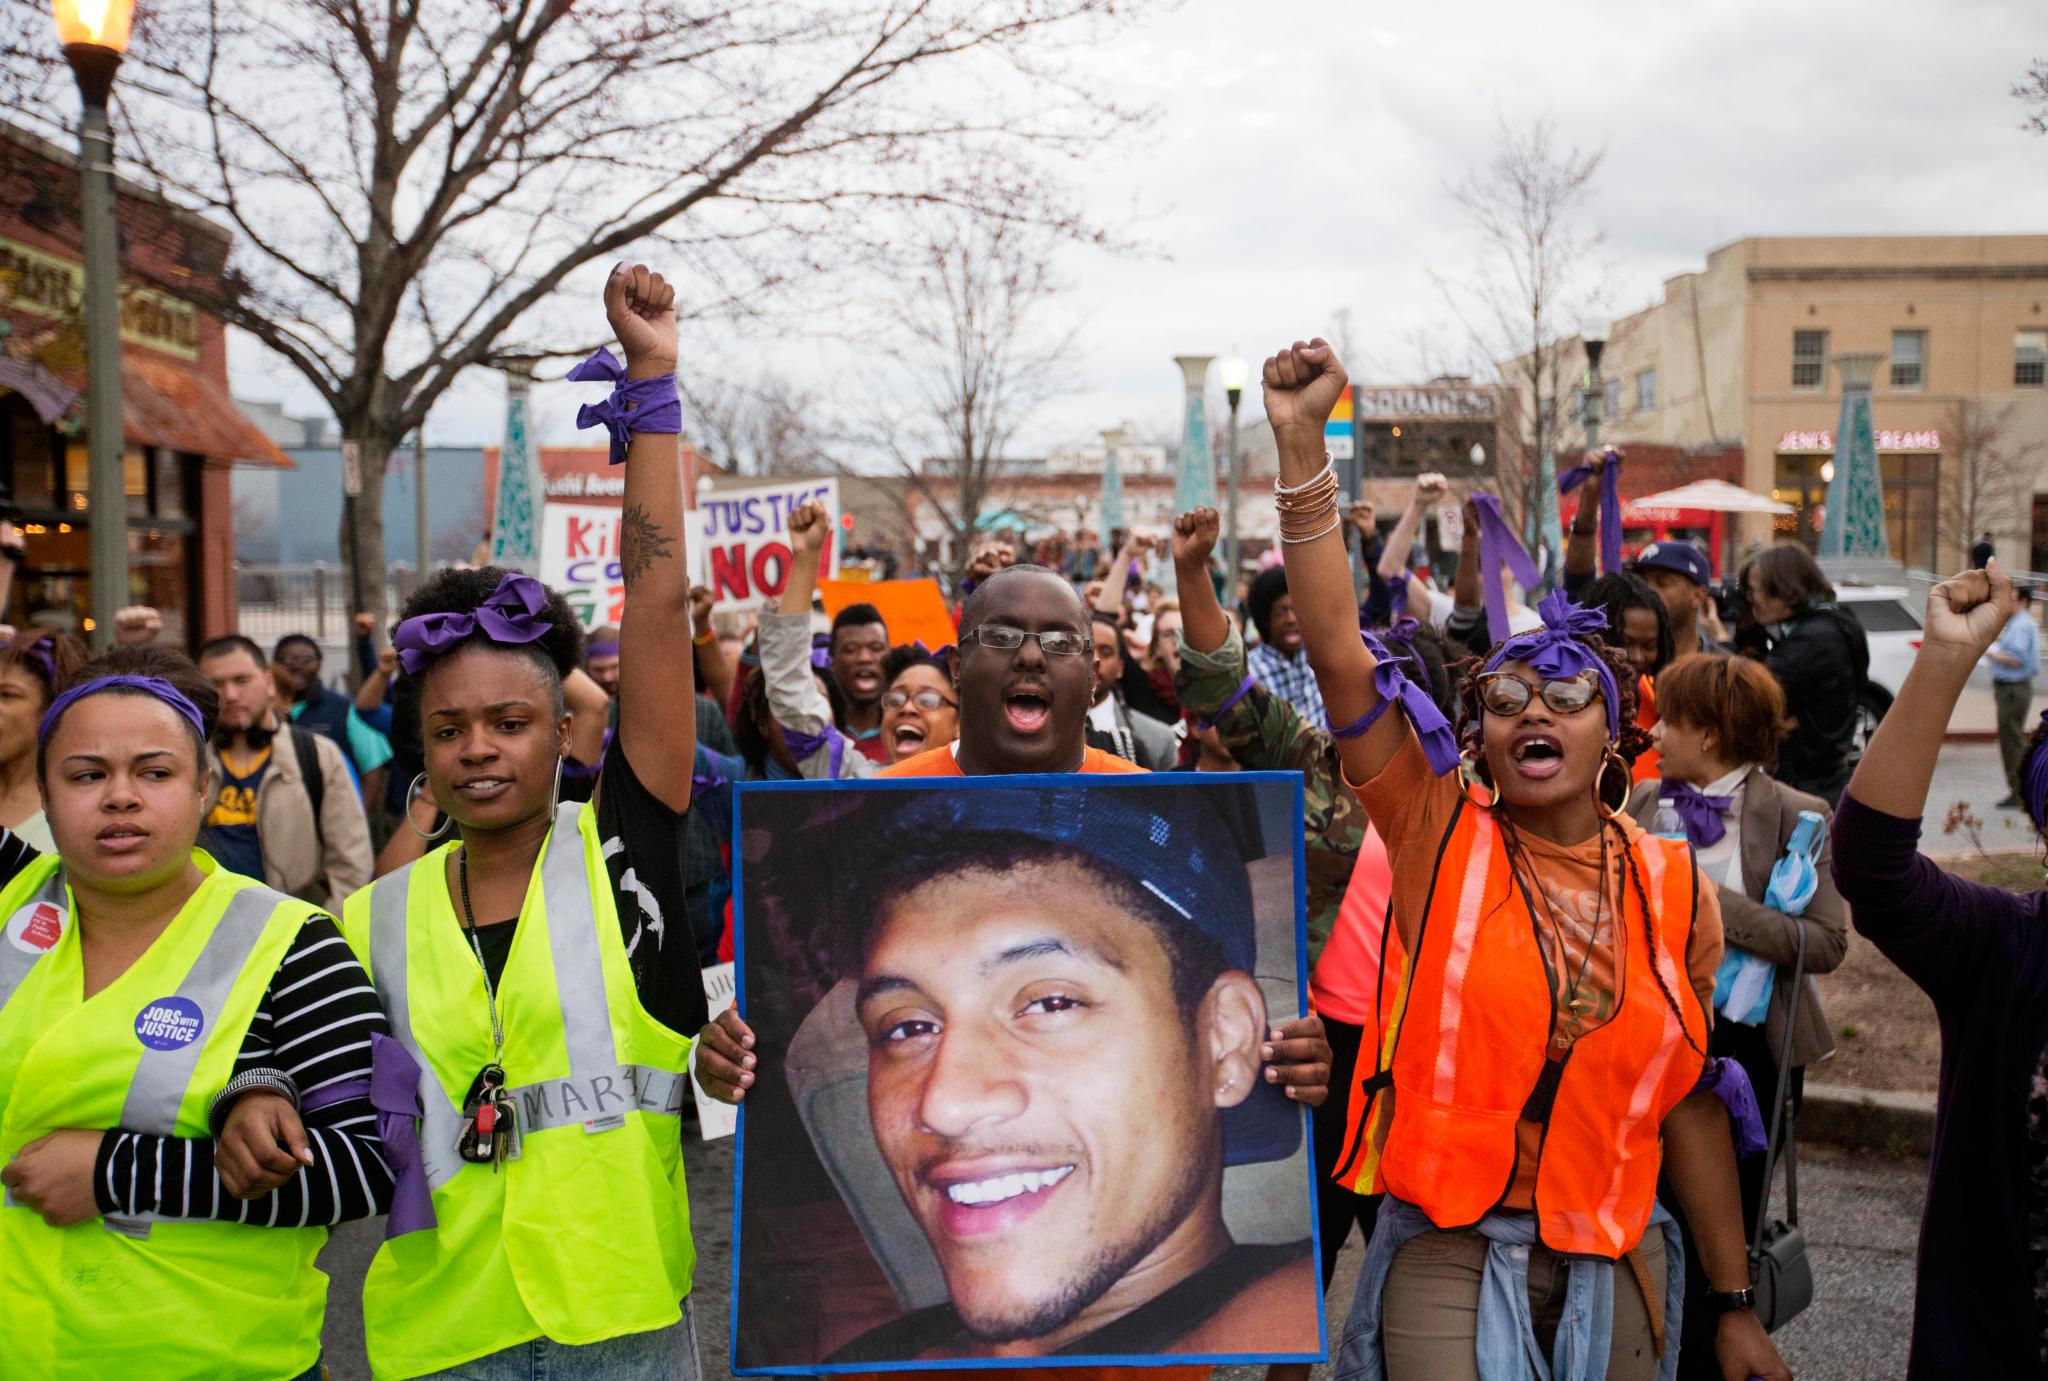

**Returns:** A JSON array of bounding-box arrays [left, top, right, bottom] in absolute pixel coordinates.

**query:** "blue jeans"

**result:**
[[415, 1300, 704, 1381]]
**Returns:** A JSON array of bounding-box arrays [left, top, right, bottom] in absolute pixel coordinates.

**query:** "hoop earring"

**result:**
[[1594, 748, 1629, 821], [1456, 748, 1492, 809], [405, 773, 456, 842], [548, 754, 564, 821]]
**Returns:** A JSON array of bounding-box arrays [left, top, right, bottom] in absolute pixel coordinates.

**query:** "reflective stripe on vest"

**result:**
[[367, 803, 685, 1189]]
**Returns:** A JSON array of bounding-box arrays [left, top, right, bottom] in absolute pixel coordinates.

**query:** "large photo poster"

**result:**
[[730, 773, 1323, 1374]]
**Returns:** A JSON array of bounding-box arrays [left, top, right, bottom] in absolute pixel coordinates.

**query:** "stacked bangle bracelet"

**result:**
[[1275, 459, 1342, 544]]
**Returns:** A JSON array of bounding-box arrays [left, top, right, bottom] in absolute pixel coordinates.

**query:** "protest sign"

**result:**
[[817, 577, 956, 654], [540, 503, 626, 630], [730, 773, 1323, 1374], [697, 478, 840, 612], [692, 962, 737, 1141]]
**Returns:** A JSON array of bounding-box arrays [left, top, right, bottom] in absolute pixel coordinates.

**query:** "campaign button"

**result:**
[[134, 997, 204, 1051], [6, 900, 64, 954]]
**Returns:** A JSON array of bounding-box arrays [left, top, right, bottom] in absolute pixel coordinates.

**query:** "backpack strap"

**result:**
[[287, 725, 326, 854]]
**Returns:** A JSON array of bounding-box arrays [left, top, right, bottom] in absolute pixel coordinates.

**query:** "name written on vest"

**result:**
[[514, 1065, 687, 1134], [135, 996, 205, 1050]]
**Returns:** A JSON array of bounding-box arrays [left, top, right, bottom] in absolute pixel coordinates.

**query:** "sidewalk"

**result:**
[[1942, 682, 2048, 742]]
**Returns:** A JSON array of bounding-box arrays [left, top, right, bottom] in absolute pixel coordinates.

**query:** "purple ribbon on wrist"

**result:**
[[1695, 1055, 1768, 1158], [1469, 493, 1544, 644], [566, 347, 682, 466], [391, 571, 554, 676], [1558, 456, 1624, 574], [1330, 622, 1460, 775]]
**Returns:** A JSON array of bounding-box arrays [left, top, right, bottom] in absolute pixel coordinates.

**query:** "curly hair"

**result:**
[[881, 642, 953, 690], [1453, 628, 1651, 814], [39, 645, 220, 780], [393, 566, 584, 734], [0, 628, 89, 707]]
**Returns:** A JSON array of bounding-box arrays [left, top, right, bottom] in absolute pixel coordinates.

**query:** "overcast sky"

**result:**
[[226, 0, 2048, 457]]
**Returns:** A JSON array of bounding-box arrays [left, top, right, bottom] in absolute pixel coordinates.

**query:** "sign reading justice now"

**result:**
[[693, 478, 840, 612]]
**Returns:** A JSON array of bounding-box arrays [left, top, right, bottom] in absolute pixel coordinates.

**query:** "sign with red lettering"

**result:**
[[542, 504, 630, 629], [694, 479, 840, 613]]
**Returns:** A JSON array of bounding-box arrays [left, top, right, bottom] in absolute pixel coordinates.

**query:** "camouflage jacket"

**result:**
[[1175, 626, 1370, 964]]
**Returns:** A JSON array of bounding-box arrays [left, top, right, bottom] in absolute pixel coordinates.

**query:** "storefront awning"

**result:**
[[39, 350, 293, 468]]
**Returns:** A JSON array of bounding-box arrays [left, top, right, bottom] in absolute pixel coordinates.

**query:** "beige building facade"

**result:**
[[1513, 235, 2048, 572]]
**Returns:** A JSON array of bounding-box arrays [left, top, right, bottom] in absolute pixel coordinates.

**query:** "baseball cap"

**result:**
[[1630, 540, 1711, 588], [866, 783, 1300, 1166]]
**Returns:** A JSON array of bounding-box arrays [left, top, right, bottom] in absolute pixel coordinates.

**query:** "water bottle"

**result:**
[[1651, 802, 1689, 843]]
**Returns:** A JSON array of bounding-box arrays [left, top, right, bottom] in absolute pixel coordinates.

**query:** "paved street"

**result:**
[[318, 1136, 1925, 1380], [1923, 740, 2041, 852]]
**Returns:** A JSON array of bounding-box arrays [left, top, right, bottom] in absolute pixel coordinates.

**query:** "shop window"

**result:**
[[151, 448, 190, 520], [1635, 370, 1656, 411], [1890, 330, 1925, 391], [1792, 330, 1828, 390], [2018, 331, 2048, 389], [3, 405, 58, 510], [1603, 378, 1621, 418]]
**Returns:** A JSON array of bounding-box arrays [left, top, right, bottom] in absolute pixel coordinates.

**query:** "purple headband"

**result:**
[[585, 639, 620, 659], [38, 675, 207, 746], [2, 633, 58, 687], [2024, 708, 2048, 830], [391, 571, 555, 676], [1558, 454, 1624, 575], [1331, 615, 1461, 775], [1468, 493, 1543, 642], [1482, 590, 1622, 740], [910, 639, 956, 663], [566, 347, 682, 466]]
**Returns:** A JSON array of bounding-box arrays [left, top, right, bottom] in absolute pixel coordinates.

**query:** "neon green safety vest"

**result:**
[[0, 852, 327, 1380], [343, 801, 696, 1379]]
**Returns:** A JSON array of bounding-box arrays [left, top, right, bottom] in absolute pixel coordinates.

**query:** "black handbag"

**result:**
[[1749, 921, 1814, 1331]]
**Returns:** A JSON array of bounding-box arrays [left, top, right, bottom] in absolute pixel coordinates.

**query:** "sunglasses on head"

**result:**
[[1477, 671, 1602, 717]]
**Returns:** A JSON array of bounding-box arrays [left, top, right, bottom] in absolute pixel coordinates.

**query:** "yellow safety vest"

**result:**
[[343, 801, 696, 1379], [0, 852, 327, 1380]]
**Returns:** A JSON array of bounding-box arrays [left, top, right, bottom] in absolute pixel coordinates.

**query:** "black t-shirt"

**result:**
[[464, 733, 703, 1036]]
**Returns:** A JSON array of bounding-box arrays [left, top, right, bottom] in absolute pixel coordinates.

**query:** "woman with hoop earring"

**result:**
[[1259, 338, 1789, 1381], [339, 264, 712, 1379]]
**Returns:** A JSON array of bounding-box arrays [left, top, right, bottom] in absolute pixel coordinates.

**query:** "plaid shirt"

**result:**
[[1247, 639, 1328, 731]]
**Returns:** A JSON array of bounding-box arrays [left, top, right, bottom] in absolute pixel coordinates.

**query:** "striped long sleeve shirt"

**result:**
[[90, 914, 393, 1226]]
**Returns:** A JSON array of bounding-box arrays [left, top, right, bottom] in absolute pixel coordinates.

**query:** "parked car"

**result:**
[[1835, 583, 1921, 746]]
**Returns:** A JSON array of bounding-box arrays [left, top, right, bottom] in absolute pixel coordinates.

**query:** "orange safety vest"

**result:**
[[1329, 794, 1706, 1258]]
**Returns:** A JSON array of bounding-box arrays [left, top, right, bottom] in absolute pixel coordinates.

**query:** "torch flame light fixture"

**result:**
[[52, 0, 132, 53]]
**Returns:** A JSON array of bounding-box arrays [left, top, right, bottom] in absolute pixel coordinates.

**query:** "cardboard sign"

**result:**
[[691, 962, 738, 1141], [817, 577, 956, 655], [541, 504, 628, 630], [696, 479, 840, 612]]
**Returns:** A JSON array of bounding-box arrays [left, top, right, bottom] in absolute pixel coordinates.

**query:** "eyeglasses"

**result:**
[[1477, 672, 1602, 717], [882, 688, 957, 712], [963, 624, 1091, 658]]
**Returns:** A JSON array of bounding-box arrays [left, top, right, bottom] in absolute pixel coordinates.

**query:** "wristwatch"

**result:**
[[1705, 1286, 1756, 1315]]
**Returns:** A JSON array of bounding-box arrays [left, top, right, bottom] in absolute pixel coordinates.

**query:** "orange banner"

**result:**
[[817, 577, 957, 653]]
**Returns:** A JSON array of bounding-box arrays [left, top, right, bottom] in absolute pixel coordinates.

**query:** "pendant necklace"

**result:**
[[455, 848, 521, 1166]]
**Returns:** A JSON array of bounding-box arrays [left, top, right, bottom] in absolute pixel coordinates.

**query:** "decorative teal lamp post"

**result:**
[[1174, 355, 1216, 520], [1818, 354, 1890, 562]]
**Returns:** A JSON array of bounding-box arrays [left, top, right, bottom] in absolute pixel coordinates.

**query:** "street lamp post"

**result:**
[[1219, 353, 1249, 581], [54, 0, 135, 650]]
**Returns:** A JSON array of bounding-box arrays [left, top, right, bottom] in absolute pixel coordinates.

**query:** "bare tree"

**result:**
[[1437, 117, 1605, 561], [864, 210, 1075, 574], [1939, 399, 2044, 562], [2016, 59, 2048, 134], [0, 0, 1136, 616], [682, 370, 831, 478]]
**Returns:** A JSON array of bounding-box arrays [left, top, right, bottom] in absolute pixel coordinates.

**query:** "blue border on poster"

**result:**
[[725, 769, 1327, 1375]]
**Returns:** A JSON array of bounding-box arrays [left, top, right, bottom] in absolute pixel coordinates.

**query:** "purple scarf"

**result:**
[[1659, 781, 1735, 848], [368, 1033, 438, 1237], [1482, 590, 1622, 740], [1332, 618, 1460, 776], [1557, 454, 1624, 574]]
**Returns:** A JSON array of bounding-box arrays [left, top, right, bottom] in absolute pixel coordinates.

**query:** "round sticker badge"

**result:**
[[135, 997, 204, 1052], [6, 900, 65, 955]]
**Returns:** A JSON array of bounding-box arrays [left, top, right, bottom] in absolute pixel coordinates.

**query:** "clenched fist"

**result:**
[[604, 263, 678, 381], [1261, 339, 1349, 438], [1174, 508, 1221, 568], [787, 501, 830, 559]]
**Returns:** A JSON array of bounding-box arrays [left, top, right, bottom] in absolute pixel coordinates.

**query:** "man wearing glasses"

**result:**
[[271, 631, 393, 789]]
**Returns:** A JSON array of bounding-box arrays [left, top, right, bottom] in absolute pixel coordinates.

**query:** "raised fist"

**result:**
[[787, 501, 830, 558], [1260, 339, 1349, 438], [113, 606, 161, 648], [1924, 560, 2021, 658], [1414, 473, 1448, 504], [689, 585, 715, 632], [1346, 501, 1376, 532], [1173, 508, 1220, 567], [604, 263, 678, 381], [352, 612, 376, 638]]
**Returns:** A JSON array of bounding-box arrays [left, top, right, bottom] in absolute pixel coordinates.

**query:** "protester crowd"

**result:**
[[2, 283, 2042, 1381]]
